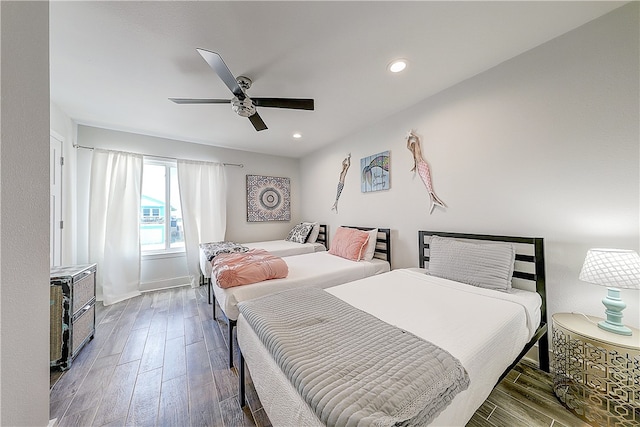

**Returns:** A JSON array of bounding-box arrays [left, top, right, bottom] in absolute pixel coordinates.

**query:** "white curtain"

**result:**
[[89, 149, 143, 305], [177, 160, 227, 287]]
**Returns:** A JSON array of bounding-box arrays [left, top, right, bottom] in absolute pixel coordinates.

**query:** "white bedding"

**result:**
[[237, 268, 542, 426], [213, 251, 390, 321], [199, 240, 326, 278]]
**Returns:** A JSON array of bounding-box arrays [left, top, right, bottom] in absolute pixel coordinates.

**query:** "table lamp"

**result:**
[[579, 248, 640, 336]]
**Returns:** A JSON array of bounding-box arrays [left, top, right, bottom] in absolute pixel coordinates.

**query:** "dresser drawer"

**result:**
[[72, 304, 95, 357], [72, 269, 96, 316]]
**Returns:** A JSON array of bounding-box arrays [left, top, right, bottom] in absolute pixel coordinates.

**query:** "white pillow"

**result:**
[[361, 228, 379, 261], [302, 222, 320, 243], [427, 235, 516, 291]]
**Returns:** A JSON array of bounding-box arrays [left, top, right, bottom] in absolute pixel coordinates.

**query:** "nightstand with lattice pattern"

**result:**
[[552, 312, 639, 426]]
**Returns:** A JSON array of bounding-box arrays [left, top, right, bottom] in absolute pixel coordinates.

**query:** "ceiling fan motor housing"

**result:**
[[236, 76, 252, 91], [231, 96, 256, 117]]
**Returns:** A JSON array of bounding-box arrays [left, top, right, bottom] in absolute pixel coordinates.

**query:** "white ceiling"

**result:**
[[50, 1, 625, 158]]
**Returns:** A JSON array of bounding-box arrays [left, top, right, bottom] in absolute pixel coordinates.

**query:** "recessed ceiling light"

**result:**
[[293, 133, 302, 139], [388, 59, 407, 73]]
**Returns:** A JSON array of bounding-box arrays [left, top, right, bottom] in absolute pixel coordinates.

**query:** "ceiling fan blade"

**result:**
[[252, 98, 314, 110], [248, 112, 268, 131], [196, 48, 245, 99], [169, 98, 230, 104]]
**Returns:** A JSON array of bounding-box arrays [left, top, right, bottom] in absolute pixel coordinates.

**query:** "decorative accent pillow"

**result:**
[[285, 223, 314, 244], [427, 235, 516, 291], [361, 228, 379, 261], [328, 227, 370, 261], [302, 222, 320, 243]]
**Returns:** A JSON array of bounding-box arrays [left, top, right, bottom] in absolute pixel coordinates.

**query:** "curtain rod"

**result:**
[[72, 143, 244, 168]]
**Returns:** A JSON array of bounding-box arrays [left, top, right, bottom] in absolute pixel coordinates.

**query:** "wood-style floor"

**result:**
[[50, 285, 589, 427]]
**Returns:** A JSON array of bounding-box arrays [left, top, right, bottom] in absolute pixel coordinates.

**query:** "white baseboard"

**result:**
[[525, 345, 539, 363], [523, 344, 554, 371], [139, 276, 190, 292]]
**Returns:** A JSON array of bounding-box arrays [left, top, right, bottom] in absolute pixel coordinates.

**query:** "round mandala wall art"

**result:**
[[246, 175, 291, 222]]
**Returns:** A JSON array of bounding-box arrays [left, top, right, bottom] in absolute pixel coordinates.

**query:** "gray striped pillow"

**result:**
[[427, 235, 516, 291]]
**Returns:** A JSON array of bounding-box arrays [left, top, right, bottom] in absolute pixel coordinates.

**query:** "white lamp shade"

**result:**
[[579, 248, 640, 289]]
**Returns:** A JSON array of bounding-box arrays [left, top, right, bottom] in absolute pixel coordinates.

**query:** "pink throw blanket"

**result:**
[[211, 249, 288, 289]]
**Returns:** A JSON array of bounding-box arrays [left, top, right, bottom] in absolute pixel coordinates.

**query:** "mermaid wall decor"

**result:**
[[331, 153, 351, 213], [406, 131, 446, 214]]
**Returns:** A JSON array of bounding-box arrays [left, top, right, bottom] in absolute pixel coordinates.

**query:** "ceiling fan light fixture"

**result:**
[[231, 96, 256, 117], [388, 59, 408, 73]]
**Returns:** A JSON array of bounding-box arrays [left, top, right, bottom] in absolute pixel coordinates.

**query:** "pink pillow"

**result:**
[[329, 227, 370, 261]]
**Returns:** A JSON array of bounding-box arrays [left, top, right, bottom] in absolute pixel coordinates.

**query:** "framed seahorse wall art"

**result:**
[[361, 151, 390, 193]]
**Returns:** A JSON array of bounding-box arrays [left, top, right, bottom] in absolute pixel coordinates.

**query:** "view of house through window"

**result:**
[[140, 159, 184, 252]]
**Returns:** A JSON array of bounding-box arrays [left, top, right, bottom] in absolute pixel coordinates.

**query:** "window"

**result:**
[[140, 158, 184, 252]]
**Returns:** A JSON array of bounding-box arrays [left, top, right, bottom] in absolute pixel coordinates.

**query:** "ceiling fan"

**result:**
[[169, 48, 314, 131]]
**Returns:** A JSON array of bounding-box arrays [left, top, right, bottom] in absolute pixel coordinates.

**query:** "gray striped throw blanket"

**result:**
[[238, 287, 470, 427]]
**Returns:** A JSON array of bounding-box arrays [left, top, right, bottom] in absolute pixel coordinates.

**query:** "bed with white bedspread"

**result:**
[[199, 223, 328, 279], [237, 231, 549, 426], [214, 226, 392, 367]]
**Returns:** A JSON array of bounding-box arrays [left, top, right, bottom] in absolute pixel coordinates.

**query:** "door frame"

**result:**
[[50, 131, 64, 266]]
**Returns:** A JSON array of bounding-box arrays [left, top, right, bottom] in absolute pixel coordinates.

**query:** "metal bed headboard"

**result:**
[[418, 230, 548, 378], [316, 224, 328, 248], [343, 226, 392, 263]]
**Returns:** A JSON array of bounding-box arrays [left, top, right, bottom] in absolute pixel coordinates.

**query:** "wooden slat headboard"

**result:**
[[418, 230, 548, 377]]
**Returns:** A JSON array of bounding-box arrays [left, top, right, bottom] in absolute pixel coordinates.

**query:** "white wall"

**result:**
[[0, 2, 50, 425], [74, 125, 302, 291], [301, 4, 639, 328]]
